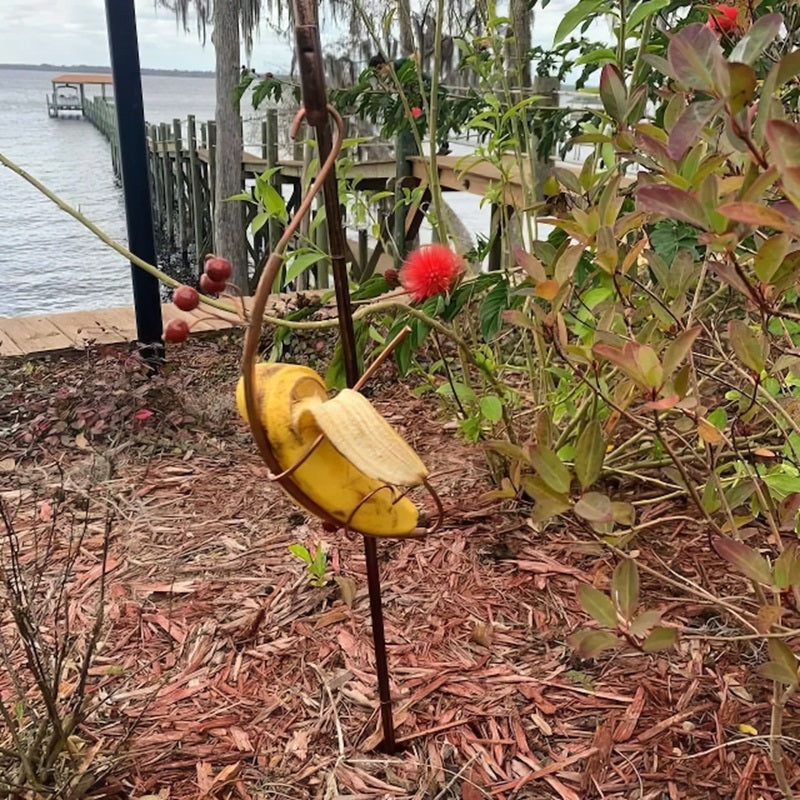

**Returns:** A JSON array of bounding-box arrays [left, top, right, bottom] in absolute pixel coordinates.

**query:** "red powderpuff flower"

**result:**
[[410, 106, 423, 119], [400, 244, 464, 302], [706, 4, 739, 33], [383, 268, 400, 286]]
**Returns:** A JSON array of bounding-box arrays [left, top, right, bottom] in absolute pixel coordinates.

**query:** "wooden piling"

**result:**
[[149, 124, 165, 232], [172, 118, 188, 257], [207, 120, 217, 250], [186, 115, 205, 266]]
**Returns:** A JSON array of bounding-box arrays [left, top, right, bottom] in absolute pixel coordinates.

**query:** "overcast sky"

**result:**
[[0, 0, 598, 73]]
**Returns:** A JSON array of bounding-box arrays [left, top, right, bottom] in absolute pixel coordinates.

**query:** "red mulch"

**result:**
[[1, 334, 799, 799]]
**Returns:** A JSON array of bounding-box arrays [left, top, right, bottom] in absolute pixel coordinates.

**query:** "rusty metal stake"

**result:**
[[292, 0, 397, 754]]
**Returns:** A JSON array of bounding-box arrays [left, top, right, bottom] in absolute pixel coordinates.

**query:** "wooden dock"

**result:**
[[0, 300, 252, 359]]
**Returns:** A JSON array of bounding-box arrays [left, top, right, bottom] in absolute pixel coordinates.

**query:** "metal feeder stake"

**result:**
[[292, 0, 397, 754]]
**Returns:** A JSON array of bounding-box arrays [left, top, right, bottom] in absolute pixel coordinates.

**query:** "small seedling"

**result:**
[[288, 542, 328, 587]]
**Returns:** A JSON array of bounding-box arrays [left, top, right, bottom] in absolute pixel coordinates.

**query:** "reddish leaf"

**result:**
[[636, 185, 706, 228], [513, 247, 547, 283], [667, 99, 723, 160], [668, 23, 725, 92], [134, 408, 154, 422], [599, 63, 628, 124], [716, 201, 792, 231], [712, 537, 773, 585], [569, 629, 622, 658]]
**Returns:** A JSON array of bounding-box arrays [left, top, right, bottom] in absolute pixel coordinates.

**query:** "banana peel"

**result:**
[[236, 363, 430, 537]]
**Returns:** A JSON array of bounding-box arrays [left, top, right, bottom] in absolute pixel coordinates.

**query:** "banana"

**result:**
[[236, 363, 424, 537]]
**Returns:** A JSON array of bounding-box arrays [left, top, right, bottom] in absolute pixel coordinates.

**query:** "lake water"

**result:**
[[0, 67, 489, 318]]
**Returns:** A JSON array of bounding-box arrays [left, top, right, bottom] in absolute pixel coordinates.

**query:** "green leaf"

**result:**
[[662, 326, 701, 379], [630, 609, 662, 636], [612, 501, 635, 526], [727, 320, 766, 374], [755, 234, 790, 285], [284, 250, 328, 287], [727, 63, 757, 115], [767, 639, 799, 684], [599, 64, 627, 125], [575, 420, 605, 490], [568, 629, 622, 658], [729, 13, 782, 66], [257, 183, 288, 223], [578, 585, 618, 628], [480, 395, 504, 423], [712, 537, 773, 585], [637, 345, 664, 389], [288, 543, 312, 563], [642, 626, 678, 653], [757, 661, 799, 686], [774, 545, 800, 590], [627, 0, 670, 29], [574, 492, 614, 524], [251, 211, 270, 235], [612, 560, 639, 622], [554, 0, 606, 45], [484, 440, 530, 463], [479, 280, 510, 340], [528, 444, 572, 494], [520, 475, 572, 522]]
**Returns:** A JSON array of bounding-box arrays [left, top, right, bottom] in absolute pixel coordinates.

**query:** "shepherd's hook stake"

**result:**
[[290, 0, 397, 754]]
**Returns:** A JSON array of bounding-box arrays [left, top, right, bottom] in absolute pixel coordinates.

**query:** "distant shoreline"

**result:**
[[0, 63, 214, 78]]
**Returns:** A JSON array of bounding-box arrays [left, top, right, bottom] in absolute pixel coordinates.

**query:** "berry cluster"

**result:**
[[164, 255, 233, 343]]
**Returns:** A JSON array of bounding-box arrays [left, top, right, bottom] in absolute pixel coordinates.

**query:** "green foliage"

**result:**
[[288, 542, 329, 587]]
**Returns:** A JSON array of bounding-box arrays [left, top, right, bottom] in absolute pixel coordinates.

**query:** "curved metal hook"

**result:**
[[240, 104, 446, 540], [242, 104, 346, 527]]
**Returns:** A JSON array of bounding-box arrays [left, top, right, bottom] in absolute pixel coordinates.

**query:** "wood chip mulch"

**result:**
[[1, 335, 799, 799]]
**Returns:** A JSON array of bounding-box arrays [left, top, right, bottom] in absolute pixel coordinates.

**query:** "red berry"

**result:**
[[410, 106, 423, 120], [173, 285, 200, 312], [200, 273, 226, 295], [204, 256, 233, 283], [164, 318, 190, 344]]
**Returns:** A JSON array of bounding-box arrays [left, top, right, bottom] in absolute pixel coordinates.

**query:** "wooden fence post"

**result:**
[[172, 118, 188, 260], [186, 115, 205, 269]]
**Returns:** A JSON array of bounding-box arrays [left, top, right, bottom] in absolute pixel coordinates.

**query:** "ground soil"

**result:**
[[1, 332, 799, 799]]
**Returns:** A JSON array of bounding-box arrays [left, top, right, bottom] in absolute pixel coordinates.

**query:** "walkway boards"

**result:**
[[0, 299, 252, 359]]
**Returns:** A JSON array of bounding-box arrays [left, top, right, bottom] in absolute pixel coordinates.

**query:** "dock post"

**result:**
[[207, 120, 217, 251], [173, 118, 188, 261], [187, 115, 205, 270], [103, 0, 163, 358], [159, 122, 174, 247]]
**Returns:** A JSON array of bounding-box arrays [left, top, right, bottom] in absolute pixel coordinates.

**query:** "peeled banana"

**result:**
[[236, 363, 426, 537]]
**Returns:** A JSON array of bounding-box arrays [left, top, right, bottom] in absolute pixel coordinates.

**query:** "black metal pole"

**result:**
[[104, 0, 164, 361], [293, 0, 396, 754]]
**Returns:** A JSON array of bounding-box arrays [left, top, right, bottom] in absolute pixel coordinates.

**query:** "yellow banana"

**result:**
[[236, 363, 423, 537]]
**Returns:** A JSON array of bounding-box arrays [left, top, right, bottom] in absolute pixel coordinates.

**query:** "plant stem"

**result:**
[[769, 682, 797, 799]]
